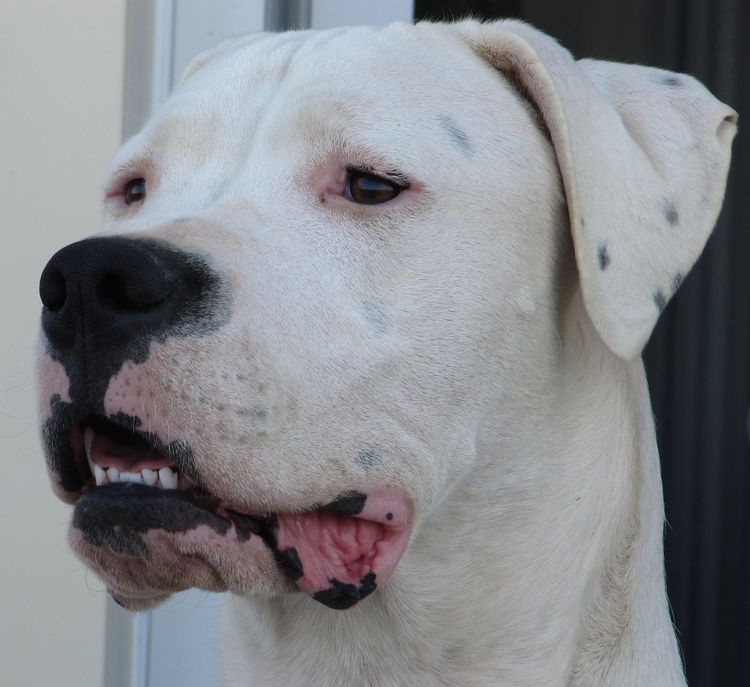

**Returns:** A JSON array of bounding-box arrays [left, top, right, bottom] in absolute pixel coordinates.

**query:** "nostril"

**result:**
[[96, 271, 176, 313], [39, 264, 67, 312]]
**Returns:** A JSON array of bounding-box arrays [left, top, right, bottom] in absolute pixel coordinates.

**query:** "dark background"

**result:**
[[414, 1, 750, 685]]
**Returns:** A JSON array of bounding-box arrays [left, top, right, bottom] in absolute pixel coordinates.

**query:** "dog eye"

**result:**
[[345, 170, 404, 205], [123, 178, 146, 205]]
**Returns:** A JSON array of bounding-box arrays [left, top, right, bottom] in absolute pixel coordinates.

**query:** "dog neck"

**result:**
[[224, 292, 685, 687]]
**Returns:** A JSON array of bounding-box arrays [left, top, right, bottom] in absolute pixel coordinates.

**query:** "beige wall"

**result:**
[[0, 2, 126, 685]]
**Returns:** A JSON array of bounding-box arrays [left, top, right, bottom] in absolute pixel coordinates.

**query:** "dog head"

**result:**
[[37, 21, 735, 611]]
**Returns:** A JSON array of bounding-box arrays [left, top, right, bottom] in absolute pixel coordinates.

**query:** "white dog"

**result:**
[[37, 20, 736, 686]]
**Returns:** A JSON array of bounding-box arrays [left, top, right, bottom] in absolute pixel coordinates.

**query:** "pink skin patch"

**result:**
[[38, 353, 71, 422], [70, 521, 287, 612], [275, 489, 412, 606], [103, 359, 181, 443]]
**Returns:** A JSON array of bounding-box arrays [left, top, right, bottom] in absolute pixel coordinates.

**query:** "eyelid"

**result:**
[[345, 166, 410, 189]]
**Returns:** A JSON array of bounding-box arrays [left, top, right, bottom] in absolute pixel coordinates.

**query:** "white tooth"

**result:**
[[120, 471, 142, 483], [142, 469, 157, 486], [108, 467, 120, 483], [84, 427, 96, 474], [159, 467, 177, 489], [94, 464, 107, 486]]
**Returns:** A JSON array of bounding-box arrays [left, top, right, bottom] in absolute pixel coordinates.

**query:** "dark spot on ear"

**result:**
[[653, 289, 667, 312], [386, 512, 393, 521], [276, 546, 304, 581], [312, 572, 377, 610], [437, 115, 473, 157], [322, 491, 367, 515], [662, 75, 682, 87], [664, 201, 679, 226], [597, 243, 610, 271], [356, 447, 381, 470], [672, 272, 684, 293]]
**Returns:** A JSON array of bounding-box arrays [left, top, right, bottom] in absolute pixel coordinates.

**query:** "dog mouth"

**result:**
[[62, 415, 412, 610]]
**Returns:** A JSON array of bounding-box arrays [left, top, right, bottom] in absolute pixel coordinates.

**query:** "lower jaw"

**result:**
[[68, 482, 412, 610]]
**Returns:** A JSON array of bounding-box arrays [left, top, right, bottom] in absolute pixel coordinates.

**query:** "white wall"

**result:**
[[0, 2, 126, 686]]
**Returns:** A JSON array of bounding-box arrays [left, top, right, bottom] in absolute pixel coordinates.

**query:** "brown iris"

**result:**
[[124, 178, 146, 205], [345, 170, 404, 205]]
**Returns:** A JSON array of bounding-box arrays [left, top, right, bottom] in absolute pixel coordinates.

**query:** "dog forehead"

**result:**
[[145, 23, 501, 146]]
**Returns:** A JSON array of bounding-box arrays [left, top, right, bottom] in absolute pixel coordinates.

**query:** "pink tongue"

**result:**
[[276, 512, 383, 594], [273, 491, 412, 609], [90, 434, 171, 471]]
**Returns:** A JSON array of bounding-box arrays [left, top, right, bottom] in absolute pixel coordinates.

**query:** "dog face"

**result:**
[[37, 22, 735, 611], [37, 25, 562, 610]]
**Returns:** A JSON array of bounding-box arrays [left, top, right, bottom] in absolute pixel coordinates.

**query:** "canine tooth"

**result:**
[[108, 467, 120, 482], [159, 467, 177, 489], [94, 464, 107, 486], [142, 469, 157, 486], [120, 471, 142, 483]]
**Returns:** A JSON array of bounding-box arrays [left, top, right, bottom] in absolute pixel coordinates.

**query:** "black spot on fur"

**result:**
[[437, 115, 473, 157], [313, 572, 378, 610], [277, 547, 304, 580], [653, 289, 667, 312], [356, 447, 381, 470], [362, 301, 390, 336], [322, 491, 367, 515], [664, 201, 679, 226], [597, 243, 610, 271], [672, 272, 684, 293], [662, 75, 682, 87]]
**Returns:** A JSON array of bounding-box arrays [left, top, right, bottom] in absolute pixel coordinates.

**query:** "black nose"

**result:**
[[39, 237, 221, 351]]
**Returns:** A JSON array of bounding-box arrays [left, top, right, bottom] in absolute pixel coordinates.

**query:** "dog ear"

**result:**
[[457, 20, 737, 360]]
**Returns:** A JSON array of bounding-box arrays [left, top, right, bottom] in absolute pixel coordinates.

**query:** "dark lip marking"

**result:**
[[313, 572, 378, 610], [43, 395, 83, 493], [437, 114, 474, 158], [653, 288, 668, 312], [276, 547, 304, 581], [72, 482, 229, 557], [321, 491, 367, 515], [224, 509, 264, 542], [597, 243, 611, 271]]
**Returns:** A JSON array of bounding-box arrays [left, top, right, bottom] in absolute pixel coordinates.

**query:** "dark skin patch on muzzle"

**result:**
[[313, 572, 377, 610], [73, 482, 242, 556], [321, 491, 367, 515]]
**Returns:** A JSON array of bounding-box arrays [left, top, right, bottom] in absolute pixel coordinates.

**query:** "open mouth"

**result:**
[[63, 415, 412, 610]]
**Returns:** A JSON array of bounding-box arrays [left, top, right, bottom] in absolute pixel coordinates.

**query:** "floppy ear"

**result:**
[[457, 20, 737, 360]]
